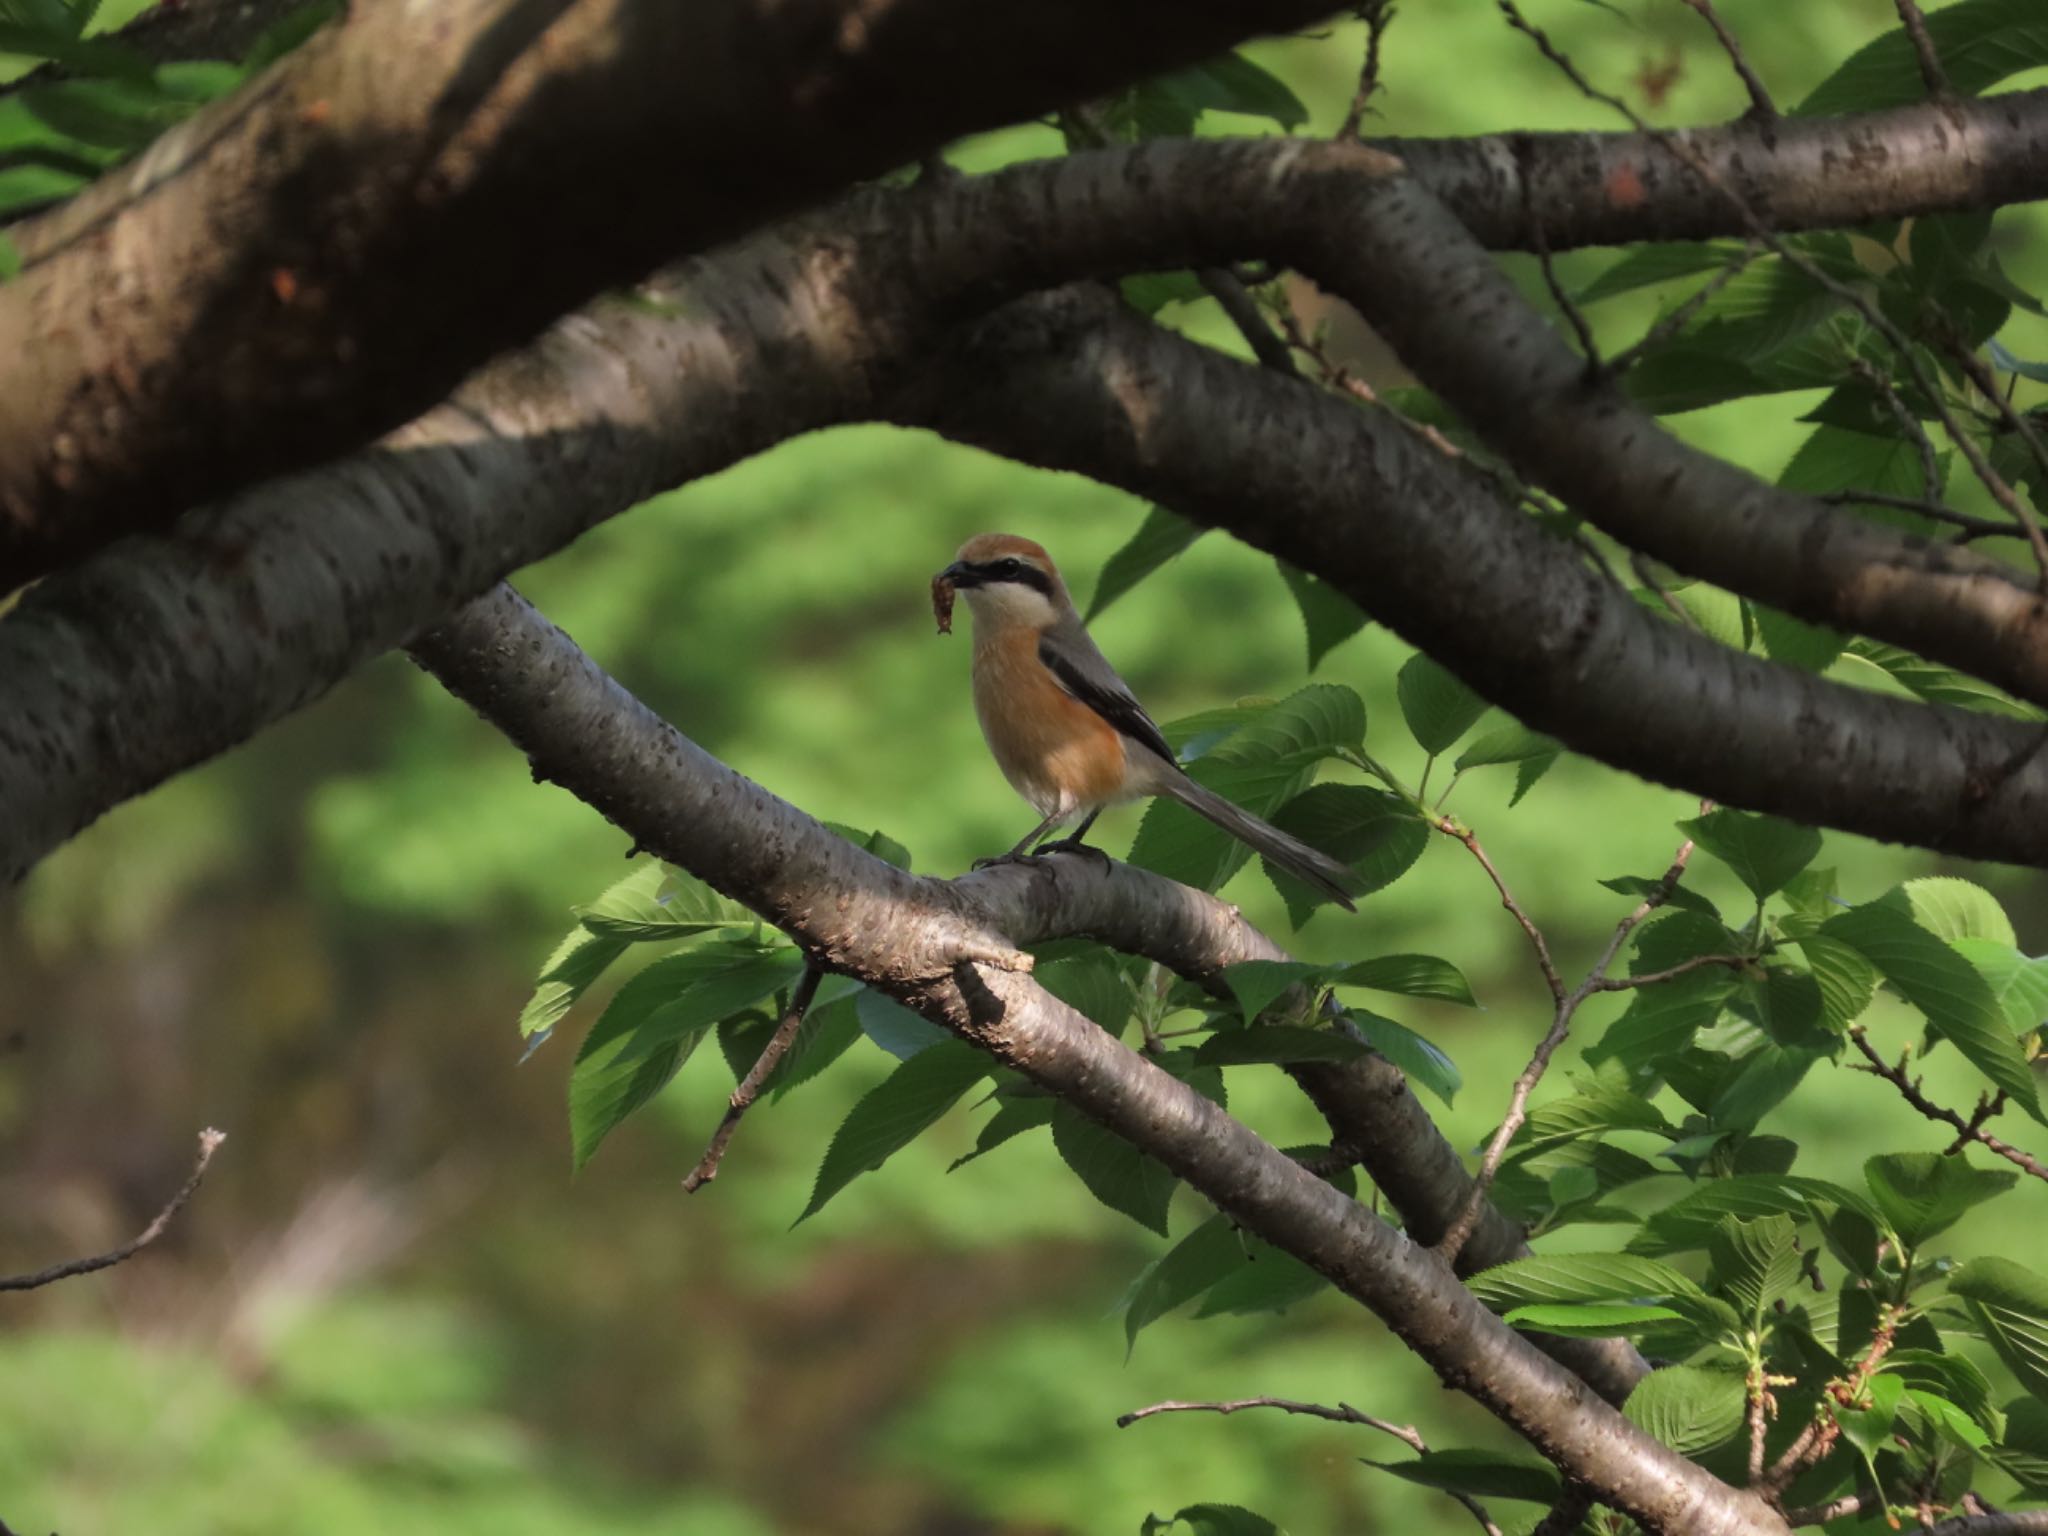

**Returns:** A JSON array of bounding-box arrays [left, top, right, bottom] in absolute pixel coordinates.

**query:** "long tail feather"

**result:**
[[1157, 776, 1359, 912]]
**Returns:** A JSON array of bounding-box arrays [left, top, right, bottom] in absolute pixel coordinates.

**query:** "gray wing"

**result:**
[[1036, 624, 1180, 769]]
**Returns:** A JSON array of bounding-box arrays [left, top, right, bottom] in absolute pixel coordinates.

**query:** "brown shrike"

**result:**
[[935, 533, 1358, 911]]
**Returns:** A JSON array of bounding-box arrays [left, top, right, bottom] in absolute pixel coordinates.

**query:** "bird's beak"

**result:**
[[937, 560, 981, 588]]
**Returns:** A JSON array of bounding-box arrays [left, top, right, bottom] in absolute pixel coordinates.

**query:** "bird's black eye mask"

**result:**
[[942, 557, 1054, 597]]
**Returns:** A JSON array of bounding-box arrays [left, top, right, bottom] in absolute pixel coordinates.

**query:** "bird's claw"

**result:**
[[971, 850, 1040, 872], [1035, 838, 1112, 867]]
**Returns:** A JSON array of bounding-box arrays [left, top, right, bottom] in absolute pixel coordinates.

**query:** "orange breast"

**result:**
[[972, 627, 1127, 816]]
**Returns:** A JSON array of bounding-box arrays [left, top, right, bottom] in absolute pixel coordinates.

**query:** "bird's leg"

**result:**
[[1033, 809, 1110, 865], [973, 812, 1063, 870]]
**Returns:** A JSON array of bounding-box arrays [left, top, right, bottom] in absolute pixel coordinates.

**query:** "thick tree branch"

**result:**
[[408, 582, 1785, 1536], [0, 0, 1341, 589]]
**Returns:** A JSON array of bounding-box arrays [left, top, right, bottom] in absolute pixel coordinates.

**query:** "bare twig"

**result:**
[[1118, 1397, 1502, 1535], [1533, 1485, 1597, 1536], [1852, 360, 1944, 506], [1847, 1027, 2048, 1183], [1337, 0, 1395, 139], [1590, 952, 1746, 991], [683, 968, 824, 1192], [1891, 0, 1951, 100], [1676, 0, 1775, 119], [1496, 0, 2048, 580], [1812, 488, 2012, 541], [1436, 824, 1698, 1264], [1436, 818, 1565, 1004], [1784, 1493, 1867, 1527], [1198, 269, 1298, 376], [1514, 139, 1599, 370], [1759, 1302, 1904, 1493], [0, 1128, 226, 1292]]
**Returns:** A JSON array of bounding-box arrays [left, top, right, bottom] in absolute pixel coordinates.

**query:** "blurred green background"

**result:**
[[5, 2, 2047, 1532]]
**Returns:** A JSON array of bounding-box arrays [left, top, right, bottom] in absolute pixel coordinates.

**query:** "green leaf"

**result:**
[[1219, 959, 1325, 1025], [1596, 875, 1718, 919], [767, 982, 865, 1099], [1037, 953, 1136, 1035], [1455, 722, 1561, 772], [0, 233, 19, 282], [1193, 1242, 1328, 1319], [1333, 953, 1476, 1007], [854, 986, 950, 1060], [1951, 1256, 2048, 1397], [1193, 1025, 1368, 1067], [1347, 1008, 1461, 1106], [570, 946, 803, 1169], [1903, 877, 2017, 947], [1707, 1213, 1802, 1324], [1627, 1174, 1874, 1255], [1505, 1301, 1689, 1336], [1467, 1253, 1706, 1310], [1751, 603, 1848, 674], [1864, 1152, 2018, 1247], [1586, 967, 1736, 1075], [1365, 1450, 1560, 1504], [1521, 1074, 1679, 1148], [1277, 562, 1368, 670], [577, 861, 752, 940], [1051, 1103, 1177, 1234], [1799, 0, 2048, 116], [1511, 750, 1558, 806], [798, 1040, 990, 1221], [950, 1088, 1055, 1171], [1837, 1372, 1904, 1461], [1122, 1215, 1243, 1348], [1907, 1389, 1992, 1451], [1142, 1503, 1281, 1536], [241, 0, 340, 70], [1578, 242, 1746, 305], [1263, 784, 1428, 926], [1156, 50, 1309, 129], [1130, 684, 1366, 898], [1120, 270, 1209, 317], [1624, 1365, 1749, 1455], [1824, 897, 2043, 1119], [519, 926, 629, 1049], [1396, 654, 1488, 755], [1795, 933, 1881, 1032], [1952, 938, 2048, 1034], [1841, 639, 2043, 720], [1987, 1395, 2048, 1493], [1088, 507, 1203, 620], [823, 822, 913, 871], [1677, 808, 1821, 900]]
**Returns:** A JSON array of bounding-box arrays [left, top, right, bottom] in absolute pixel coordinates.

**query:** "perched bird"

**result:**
[[934, 533, 1359, 910]]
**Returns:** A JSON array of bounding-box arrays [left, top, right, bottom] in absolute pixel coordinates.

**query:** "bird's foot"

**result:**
[[971, 850, 1043, 872]]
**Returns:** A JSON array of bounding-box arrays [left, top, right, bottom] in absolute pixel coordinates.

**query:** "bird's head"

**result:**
[[936, 534, 1070, 631]]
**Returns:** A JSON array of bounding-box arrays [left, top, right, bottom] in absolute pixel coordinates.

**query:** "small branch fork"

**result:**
[[1434, 818, 1703, 1265], [1675, 0, 1776, 120], [683, 967, 824, 1193], [1757, 1301, 1905, 1497], [1118, 1396, 1503, 1536], [1337, 1, 1396, 140], [1847, 1026, 2048, 1184], [0, 1128, 226, 1292], [1891, 0, 1952, 101]]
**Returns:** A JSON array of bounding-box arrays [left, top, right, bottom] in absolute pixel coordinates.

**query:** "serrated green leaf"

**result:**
[[1504, 1302, 1686, 1336], [1347, 1007, 1460, 1106], [1865, 1152, 2017, 1247], [1578, 242, 1746, 304], [823, 821, 913, 871], [1467, 1252, 1706, 1309], [1903, 877, 2016, 946], [1143, 1502, 1281, 1536], [1951, 1256, 2048, 1398], [1219, 959, 1325, 1025], [519, 925, 629, 1049], [1051, 1103, 1176, 1234], [1587, 969, 1735, 1075], [1156, 50, 1308, 128], [1795, 933, 1881, 1031], [1953, 937, 2048, 1034], [577, 860, 753, 940], [1841, 639, 2043, 720], [1838, 1372, 1905, 1460], [1596, 874, 1718, 919], [1751, 602, 1849, 674], [1365, 1450, 1560, 1504], [1277, 561, 1369, 671], [1120, 270, 1209, 317], [1454, 721, 1560, 771], [1824, 897, 2043, 1119], [1627, 1174, 1875, 1255], [854, 985, 950, 1060], [1397, 654, 1488, 755], [1334, 953, 1476, 1007], [1907, 1388, 1993, 1450], [1988, 1395, 2048, 1493], [1624, 1365, 1749, 1455], [1707, 1213, 1802, 1324], [1193, 1240, 1330, 1320], [1799, 0, 2048, 116], [1678, 808, 1821, 900], [950, 1088, 1055, 1171], [1122, 1214, 1243, 1348], [1521, 1075, 1679, 1148], [1088, 507, 1203, 620], [1037, 953, 1136, 1035], [570, 946, 803, 1168], [799, 1040, 990, 1220], [1263, 784, 1428, 926]]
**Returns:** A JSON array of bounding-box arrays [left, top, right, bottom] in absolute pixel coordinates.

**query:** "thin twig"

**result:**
[[1813, 488, 2012, 541], [1676, 0, 1775, 119], [1590, 951, 1746, 991], [1846, 1027, 2048, 1183], [1946, 343, 2048, 553], [1198, 268, 1298, 375], [1337, 0, 1395, 139], [1759, 1302, 1905, 1493], [1891, 0, 1951, 100], [1602, 239, 1761, 381], [0, 1128, 226, 1292], [1436, 824, 1699, 1264], [682, 967, 823, 1192], [1436, 818, 1565, 1004], [1496, 0, 2048, 582], [1514, 138, 1599, 370], [1943, 1090, 2007, 1156], [1118, 1398, 1502, 1535], [1784, 1493, 1868, 1527]]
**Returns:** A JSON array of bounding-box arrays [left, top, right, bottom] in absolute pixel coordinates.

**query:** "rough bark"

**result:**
[[0, 0, 1341, 587], [409, 582, 1789, 1536]]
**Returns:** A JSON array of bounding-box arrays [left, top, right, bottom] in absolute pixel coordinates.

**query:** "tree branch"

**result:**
[[0, 1128, 225, 1291], [0, 0, 1344, 590], [407, 582, 1786, 1536]]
